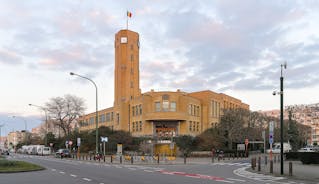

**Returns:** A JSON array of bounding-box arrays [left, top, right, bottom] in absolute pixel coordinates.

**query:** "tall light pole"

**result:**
[[29, 104, 48, 146], [280, 62, 286, 175], [274, 62, 287, 175], [70, 72, 99, 153], [11, 116, 28, 144]]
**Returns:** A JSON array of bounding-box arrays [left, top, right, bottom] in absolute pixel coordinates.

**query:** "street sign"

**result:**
[[269, 121, 274, 132], [269, 134, 274, 144], [237, 144, 245, 151], [101, 137, 108, 142], [77, 138, 81, 147]]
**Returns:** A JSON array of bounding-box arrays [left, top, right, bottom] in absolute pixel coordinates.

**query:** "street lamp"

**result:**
[[11, 116, 28, 144], [273, 62, 287, 175], [29, 104, 48, 146], [70, 72, 99, 153]]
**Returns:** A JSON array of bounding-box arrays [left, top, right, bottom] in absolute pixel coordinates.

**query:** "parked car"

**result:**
[[55, 149, 71, 158], [298, 146, 319, 152]]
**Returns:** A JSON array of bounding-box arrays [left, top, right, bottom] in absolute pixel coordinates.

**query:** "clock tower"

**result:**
[[114, 29, 141, 106]]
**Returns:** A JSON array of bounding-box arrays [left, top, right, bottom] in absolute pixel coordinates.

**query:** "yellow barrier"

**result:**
[[124, 155, 131, 161], [167, 156, 176, 161]]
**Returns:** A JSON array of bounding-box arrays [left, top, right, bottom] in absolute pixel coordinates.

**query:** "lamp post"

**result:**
[[70, 72, 99, 154], [29, 104, 48, 146], [273, 62, 287, 175], [11, 116, 28, 144]]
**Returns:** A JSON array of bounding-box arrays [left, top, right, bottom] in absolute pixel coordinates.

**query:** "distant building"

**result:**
[[78, 29, 249, 154], [6, 131, 30, 147]]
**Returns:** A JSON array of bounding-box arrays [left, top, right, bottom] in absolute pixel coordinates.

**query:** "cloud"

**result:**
[[0, 48, 22, 65]]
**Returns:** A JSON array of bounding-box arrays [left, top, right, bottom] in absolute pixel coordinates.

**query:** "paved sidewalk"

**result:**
[[249, 157, 319, 183]]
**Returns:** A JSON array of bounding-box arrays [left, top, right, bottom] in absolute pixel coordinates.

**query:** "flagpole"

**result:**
[[126, 11, 128, 30]]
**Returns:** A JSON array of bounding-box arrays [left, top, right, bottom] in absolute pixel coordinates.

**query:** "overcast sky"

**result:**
[[1, 0, 319, 133]]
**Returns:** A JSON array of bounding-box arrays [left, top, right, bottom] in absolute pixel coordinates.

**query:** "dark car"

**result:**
[[55, 149, 71, 158]]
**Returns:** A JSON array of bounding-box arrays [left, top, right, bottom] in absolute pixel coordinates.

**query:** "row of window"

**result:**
[[132, 104, 142, 116], [132, 121, 142, 132], [80, 112, 115, 127], [188, 104, 200, 116], [189, 121, 200, 132], [155, 101, 176, 112], [211, 100, 221, 118]]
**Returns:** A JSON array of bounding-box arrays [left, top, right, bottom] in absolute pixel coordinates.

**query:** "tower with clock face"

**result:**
[[114, 30, 141, 118]]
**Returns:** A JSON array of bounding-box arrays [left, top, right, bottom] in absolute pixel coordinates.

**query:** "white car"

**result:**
[[266, 142, 292, 153], [298, 146, 318, 152]]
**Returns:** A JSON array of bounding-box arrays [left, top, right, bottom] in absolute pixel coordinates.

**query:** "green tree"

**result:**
[[196, 127, 224, 151], [174, 135, 197, 156]]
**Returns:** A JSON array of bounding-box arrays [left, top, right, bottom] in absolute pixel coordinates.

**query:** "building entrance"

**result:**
[[154, 121, 178, 137]]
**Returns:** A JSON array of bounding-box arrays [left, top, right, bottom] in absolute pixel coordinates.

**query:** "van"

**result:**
[[266, 142, 292, 153]]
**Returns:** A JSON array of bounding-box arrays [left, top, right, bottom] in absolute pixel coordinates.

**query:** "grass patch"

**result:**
[[0, 158, 44, 173]]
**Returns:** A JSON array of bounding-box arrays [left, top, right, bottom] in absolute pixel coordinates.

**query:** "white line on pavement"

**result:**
[[70, 174, 77, 177], [82, 178, 92, 181], [227, 178, 246, 182], [59, 171, 65, 174], [51, 169, 56, 171], [144, 170, 154, 173], [129, 168, 137, 170]]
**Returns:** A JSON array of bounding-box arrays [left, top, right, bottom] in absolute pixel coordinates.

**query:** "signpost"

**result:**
[[101, 137, 108, 155], [245, 138, 249, 157], [269, 121, 274, 160], [77, 138, 81, 158]]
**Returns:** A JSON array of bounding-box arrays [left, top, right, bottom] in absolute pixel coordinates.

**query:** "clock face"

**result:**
[[120, 37, 127, 43]]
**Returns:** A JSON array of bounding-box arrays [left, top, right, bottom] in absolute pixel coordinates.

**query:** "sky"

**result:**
[[1, 0, 319, 134]]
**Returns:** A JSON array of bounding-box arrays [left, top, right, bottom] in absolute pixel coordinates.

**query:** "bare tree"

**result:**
[[45, 94, 86, 137], [219, 108, 249, 149]]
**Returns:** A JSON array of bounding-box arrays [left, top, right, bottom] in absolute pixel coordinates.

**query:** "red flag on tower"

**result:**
[[127, 11, 132, 18]]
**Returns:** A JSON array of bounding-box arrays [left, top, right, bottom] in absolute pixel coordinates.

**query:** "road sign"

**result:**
[[237, 144, 245, 151], [77, 138, 81, 147], [269, 121, 274, 132], [101, 137, 108, 142], [269, 134, 274, 144]]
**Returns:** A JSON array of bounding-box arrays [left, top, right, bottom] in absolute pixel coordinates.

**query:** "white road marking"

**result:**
[[51, 169, 56, 171], [70, 174, 77, 177], [144, 170, 154, 172], [82, 178, 92, 181], [129, 168, 137, 170], [59, 171, 65, 174], [227, 178, 246, 182], [216, 180, 234, 183]]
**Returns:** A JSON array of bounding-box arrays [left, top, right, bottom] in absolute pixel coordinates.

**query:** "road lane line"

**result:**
[[51, 169, 56, 171], [70, 174, 77, 177], [227, 178, 246, 182], [59, 171, 65, 174], [216, 180, 234, 183], [144, 170, 154, 173], [82, 178, 92, 181]]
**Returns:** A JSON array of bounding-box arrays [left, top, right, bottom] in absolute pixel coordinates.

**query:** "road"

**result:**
[[1, 154, 317, 184]]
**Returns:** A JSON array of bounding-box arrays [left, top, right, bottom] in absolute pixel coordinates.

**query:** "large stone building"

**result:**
[[78, 29, 249, 153]]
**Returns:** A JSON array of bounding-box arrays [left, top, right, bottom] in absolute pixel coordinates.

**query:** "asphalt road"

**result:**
[[1, 154, 317, 184]]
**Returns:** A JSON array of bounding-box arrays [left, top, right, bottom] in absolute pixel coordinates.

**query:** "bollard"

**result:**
[[270, 160, 273, 173], [265, 156, 267, 165], [90, 155, 92, 160], [131, 156, 133, 164], [212, 155, 214, 163], [120, 155, 122, 164], [104, 155, 106, 162], [157, 155, 160, 164], [111, 155, 113, 163], [258, 157, 261, 172], [289, 162, 293, 176], [184, 155, 186, 164]]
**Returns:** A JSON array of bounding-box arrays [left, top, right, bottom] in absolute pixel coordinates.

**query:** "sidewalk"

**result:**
[[249, 156, 319, 182]]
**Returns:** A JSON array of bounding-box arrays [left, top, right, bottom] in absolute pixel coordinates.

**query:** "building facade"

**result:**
[[78, 29, 249, 153], [79, 29, 249, 136]]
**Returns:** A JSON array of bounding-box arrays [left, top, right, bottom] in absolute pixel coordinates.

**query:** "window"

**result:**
[[139, 121, 142, 131], [89, 117, 94, 125], [111, 112, 114, 121], [162, 101, 169, 112], [197, 122, 199, 132], [188, 104, 192, 115], [135, 105, 138, 115], [189, 121, 192, 131], [99, 114, 106, 123], [130, 54, 134, 61], [155, 102, 161, 112], [132, 106, 135, 116], [170, 102, 176, 112], [139, 104, 142, 115], [116, 113, 119, 124], [132, 122, 135, 132], [106, 113, 111, 122], [196, 106, 199, 116]]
